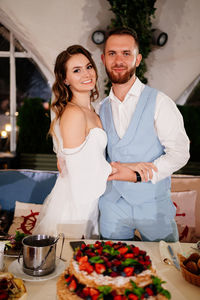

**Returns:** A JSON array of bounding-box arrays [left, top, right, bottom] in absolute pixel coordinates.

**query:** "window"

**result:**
[[0, 23, 51, 153]]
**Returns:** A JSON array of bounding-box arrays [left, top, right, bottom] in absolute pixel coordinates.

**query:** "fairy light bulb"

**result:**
[[5, 123, 11, 132], [1, 130, 8, 138]]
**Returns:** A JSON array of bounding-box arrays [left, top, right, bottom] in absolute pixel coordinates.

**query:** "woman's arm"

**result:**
[[108, 162, 137, 182]]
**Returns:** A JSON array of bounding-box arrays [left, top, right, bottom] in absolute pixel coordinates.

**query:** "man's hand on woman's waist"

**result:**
[[107, 161, 158, 183]]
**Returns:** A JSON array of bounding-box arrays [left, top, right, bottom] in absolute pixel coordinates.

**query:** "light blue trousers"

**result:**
[[99, 196, 178, 242]]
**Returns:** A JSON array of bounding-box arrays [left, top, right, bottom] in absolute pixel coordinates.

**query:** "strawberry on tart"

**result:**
[[57, 241, 171, 300]]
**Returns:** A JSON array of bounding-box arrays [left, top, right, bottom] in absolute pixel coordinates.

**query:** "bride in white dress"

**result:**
[[33, 45, 112, 238]]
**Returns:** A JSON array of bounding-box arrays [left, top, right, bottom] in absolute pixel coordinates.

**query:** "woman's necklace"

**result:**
[[71, 101, 94, 112]]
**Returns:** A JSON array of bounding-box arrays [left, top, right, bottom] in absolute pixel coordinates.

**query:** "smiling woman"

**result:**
[[64, 54, 96, 101], [33, 45, 112, 239]]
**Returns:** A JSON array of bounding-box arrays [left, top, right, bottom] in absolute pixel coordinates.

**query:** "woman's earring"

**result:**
[[64, 80, 70, 87]]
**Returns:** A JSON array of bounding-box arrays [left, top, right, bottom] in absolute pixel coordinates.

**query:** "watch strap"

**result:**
[[135, 171, 141, 182]]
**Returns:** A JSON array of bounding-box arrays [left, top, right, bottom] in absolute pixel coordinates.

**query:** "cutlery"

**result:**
[[168, 245, 180, 270]]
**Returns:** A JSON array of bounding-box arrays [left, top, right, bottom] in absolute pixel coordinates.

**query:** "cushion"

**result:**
[[171, 175, 200, 237], [171, 190, 197, 242], [0, 169, 58, 212], [8, 201, 43, 235]]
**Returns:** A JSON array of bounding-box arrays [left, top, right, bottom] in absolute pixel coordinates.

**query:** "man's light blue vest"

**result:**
[[99, 85, 171, 206]]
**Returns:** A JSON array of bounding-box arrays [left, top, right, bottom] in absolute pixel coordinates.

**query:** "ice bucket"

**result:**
[[19, 234, 64, 276]]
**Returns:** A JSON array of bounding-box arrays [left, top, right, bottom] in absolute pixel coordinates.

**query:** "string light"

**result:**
[[5, 124, 12, 132], [1, 130, 8, 138]]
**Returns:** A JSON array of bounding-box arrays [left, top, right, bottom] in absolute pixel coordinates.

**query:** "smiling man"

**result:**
[[102, 32, 141, 85], [99, 27, 190, 242]]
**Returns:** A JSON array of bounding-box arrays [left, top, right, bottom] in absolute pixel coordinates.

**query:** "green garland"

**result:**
[[105, 0, 157, 94]]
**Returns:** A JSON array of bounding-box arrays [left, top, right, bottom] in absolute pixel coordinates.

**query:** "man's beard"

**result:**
[[105, 64, 136, 84]]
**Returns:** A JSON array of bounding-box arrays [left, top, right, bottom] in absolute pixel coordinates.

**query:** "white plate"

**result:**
[[8, 258, 66, 282]]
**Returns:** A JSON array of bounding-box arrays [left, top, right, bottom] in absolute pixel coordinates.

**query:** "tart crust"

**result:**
[[57, 268, 168, 300], [69, 259, 156, 292], [57, 270, 81, 300]]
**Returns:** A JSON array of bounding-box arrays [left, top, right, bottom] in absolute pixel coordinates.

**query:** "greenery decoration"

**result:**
[[17, 98, 53, 154], [105, 0, 157, 94]]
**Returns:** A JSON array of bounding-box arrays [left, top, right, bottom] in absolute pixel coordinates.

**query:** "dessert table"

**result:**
[[4, 240, 200, 300]]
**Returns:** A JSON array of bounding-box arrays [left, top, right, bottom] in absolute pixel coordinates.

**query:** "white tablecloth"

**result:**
[[4, 240, 200, 300]]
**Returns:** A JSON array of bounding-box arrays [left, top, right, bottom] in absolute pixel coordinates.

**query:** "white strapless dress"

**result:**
[[33, 121, 111, 238]]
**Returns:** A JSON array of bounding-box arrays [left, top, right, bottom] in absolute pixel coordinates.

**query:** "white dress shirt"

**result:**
[[103, 78, 190, 183]]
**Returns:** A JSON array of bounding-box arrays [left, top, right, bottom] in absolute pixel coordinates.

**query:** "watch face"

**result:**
[[92, 31, 105, 45]]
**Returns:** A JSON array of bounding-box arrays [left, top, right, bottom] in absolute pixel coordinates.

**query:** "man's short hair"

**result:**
[[104, 27, 139, 52]]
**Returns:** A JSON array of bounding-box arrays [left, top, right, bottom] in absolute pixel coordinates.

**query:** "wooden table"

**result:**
[[4, 240, 200, 300]]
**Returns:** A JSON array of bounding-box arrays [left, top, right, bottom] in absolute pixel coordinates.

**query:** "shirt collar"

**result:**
[[109, 77, 144, 104]]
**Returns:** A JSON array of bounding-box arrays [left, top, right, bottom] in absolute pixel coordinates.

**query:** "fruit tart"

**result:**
[[0, 271, 27, 300], [57, 241, 171, 299]]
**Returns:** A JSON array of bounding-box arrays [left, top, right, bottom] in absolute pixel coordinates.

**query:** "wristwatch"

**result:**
[[135, 171, 141, 182]]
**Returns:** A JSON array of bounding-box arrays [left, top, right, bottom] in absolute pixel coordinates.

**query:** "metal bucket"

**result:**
[[19, 234, 64, 276]]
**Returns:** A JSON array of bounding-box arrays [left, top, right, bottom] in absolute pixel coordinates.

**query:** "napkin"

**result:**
[[159, 240, 183, 264]]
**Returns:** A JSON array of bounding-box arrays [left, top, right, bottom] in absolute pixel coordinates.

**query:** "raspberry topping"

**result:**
[[74, 241, 152, 277]]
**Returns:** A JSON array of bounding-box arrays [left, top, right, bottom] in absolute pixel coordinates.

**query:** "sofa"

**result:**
[[0, 169, 58, 234], [0, 169, 199, 242]]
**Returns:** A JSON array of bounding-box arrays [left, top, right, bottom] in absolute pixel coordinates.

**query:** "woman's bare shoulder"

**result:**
[[60, 103, 87, 148], [60, 103, 85, 126]]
